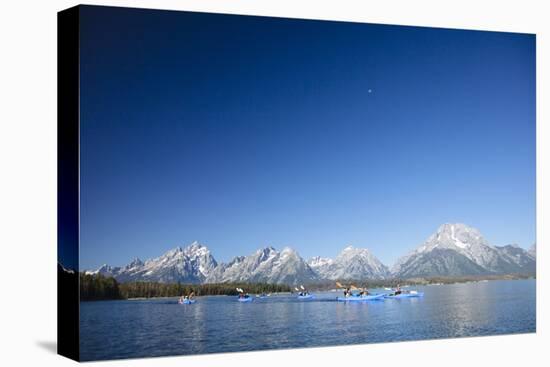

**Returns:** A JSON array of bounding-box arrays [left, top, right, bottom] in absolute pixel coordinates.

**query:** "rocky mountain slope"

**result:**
[[309, 246, 389, 280], [87, 223, 535, 283], [391, 223, 536, 277]]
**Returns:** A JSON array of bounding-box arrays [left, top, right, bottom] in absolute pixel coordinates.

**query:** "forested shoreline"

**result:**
[[78, 272, 535, 302], [79, 273, 291, 301]]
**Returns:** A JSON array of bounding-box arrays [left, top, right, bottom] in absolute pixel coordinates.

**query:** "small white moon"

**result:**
[[368, 89, 372, 93]]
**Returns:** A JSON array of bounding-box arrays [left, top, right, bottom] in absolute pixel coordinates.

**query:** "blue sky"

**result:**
[[78, 6, 535, 270]]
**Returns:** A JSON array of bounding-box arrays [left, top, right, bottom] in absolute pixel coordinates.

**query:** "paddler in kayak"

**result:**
[[238, 292, 250, 299], [179, 291, 195, 303], [394, 284, 402, 296], [297, 285, 309, 297], [359, 287, 370, 297], [236, 287, 250, 299]]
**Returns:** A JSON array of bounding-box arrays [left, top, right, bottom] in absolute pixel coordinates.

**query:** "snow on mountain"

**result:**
[[494, 244, 536, 273], [206, 247, 277, 283], [87, 225, 535, 284], [206, 246, 319, 285], [85, 264, 121, 277], [392, 223, 535, 277], [307, 256, 333, 271], [91, 242, 218, 284], [313, 246, 390, 280]]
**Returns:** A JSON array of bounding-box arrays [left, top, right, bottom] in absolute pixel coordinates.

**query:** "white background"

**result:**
[[0, 0, 547, 366]]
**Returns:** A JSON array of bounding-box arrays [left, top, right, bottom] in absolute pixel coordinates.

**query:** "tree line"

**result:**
[[79, 273, 291, 301], [79, 272, 534, 301]]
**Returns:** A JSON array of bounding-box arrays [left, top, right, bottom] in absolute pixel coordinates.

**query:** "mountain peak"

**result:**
[[256, 246, 277, 255], [392, 223, 535, 278], [127, 257, 143, 268], [187, 240, 204, 248], [312, 245, 389, 280], [183, 241, 211, 256], [437, 223, 478, 234], [430, 223, 487, 250]]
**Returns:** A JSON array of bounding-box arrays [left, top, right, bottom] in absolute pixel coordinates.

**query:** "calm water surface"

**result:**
[[80, 279, 535, 361]]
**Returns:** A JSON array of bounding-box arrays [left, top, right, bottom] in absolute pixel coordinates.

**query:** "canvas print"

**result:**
[[57, 5, 536, 362]]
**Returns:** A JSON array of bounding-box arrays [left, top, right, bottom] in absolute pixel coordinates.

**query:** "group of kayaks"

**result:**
[[336, 291, 424, 302], [178, 290, 424, 304]]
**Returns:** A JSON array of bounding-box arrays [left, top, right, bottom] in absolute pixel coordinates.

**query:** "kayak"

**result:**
[[179, 299, 196, 304], [384, 291, 424, 299], [297, 294, 315, 300], [237, 297, 253, 302], [337, 294, 385, 302]]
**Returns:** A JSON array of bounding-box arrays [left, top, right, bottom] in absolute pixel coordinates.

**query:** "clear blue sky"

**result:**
[[78, 6, 535, 270]]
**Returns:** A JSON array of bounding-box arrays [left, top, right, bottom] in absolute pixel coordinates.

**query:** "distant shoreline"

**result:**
[[304, 273, 535, 291], [79, 276, 535, 302], [125, 292, 295, 301]]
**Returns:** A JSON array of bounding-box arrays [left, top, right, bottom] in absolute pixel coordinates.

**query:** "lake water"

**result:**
[[80, 279, 535, 361]]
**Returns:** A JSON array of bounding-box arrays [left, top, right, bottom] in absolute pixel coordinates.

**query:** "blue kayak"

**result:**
[[337, 294, 385, 302], [179, 299, 196, 304], [297, 294, 315, 300], [384, 291, 424, 299], [237, 297, 253, 302]]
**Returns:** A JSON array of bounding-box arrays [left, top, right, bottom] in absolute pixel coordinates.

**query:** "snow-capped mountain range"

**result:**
[[86, 242, 218, 284], [87, 223, 536, 284], [206, 246, 319, 284]]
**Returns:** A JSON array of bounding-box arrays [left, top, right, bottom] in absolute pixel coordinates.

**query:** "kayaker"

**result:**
[[359, 288, 370, 297], [394, 284, 402, 296]]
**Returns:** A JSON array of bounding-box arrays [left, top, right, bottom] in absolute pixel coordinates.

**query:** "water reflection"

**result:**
[[80, 280, 535, 361]]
